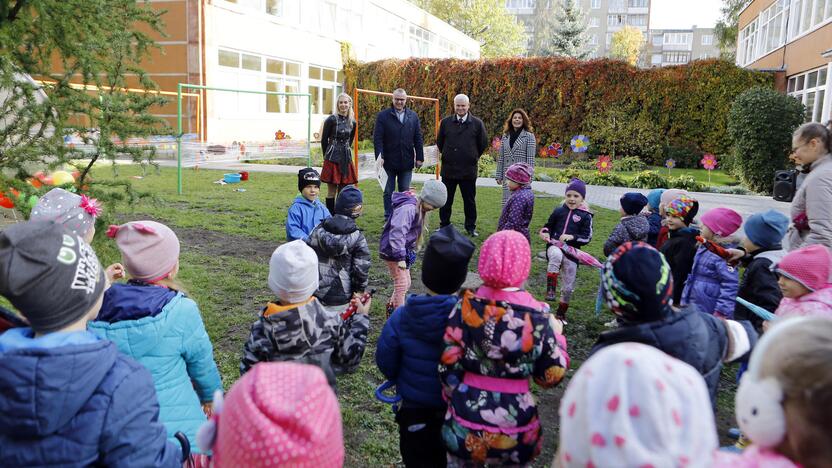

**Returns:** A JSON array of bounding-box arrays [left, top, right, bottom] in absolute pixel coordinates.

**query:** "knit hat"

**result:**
[[505, 162, 533, 185], [602, 242, 674, 323], [334, 185, 363, 217], [268, 240, 319, 303], [700, 207, 743, 237], [0, 221, 106, 333], [419, 179, 447, 209], [107, 221, 180, 282], [422, 225, 475, 295], [744, 210, 789, 249], [212, 362, 344, 467], [558, 343, 717, 468], [565, 178, 587, 199], [664, 196, 699, 225], [646, 188, 665, 211], [774, 244, 832, 292], [298, 167, 321, 192], [659, 189, 689, 209], [620, 192, 648, 216], [478, 230, 531, 289], [30, 188, 102, 237]]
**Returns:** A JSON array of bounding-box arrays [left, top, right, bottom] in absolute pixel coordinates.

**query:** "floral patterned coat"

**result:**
[[439, 290, 569, 465]]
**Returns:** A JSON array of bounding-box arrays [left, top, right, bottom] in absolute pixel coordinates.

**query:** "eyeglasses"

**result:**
[[791, 141, 810, 153]]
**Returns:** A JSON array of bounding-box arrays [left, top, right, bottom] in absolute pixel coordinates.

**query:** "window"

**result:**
[[664, 32, 692, 45], [588, 34, 597, 45], [266, 0, 283, 16], [218, 50, 240, 68], [663, 52, 690, 64], [606, 32, 613, 46], [738, 0, 788, 65], [701, 34, 713, 45], [409, 24, 433, 57], [788, 66, 830, 122], [629, 0, 648, 6], [241, 54, 261, 71], [608, 14, 625, 26], [591, 0, 600, 8], [308, 64, 342, 115], [700, 52, 709, 59], [628, 15, 647, 26], [588, 16, 600, 27], [652, 34, 663, 46], [651, 54, 662, 65]]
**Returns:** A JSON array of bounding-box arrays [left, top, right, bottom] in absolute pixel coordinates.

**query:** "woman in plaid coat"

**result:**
[[496, 109, 536, 206]]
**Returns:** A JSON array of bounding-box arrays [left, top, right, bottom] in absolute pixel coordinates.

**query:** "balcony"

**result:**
[[662, 43, 692, 51], [628, 7, 649, 14]]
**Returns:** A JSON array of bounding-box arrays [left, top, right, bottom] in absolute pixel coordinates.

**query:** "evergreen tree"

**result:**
[[549, 0, 593, 59]]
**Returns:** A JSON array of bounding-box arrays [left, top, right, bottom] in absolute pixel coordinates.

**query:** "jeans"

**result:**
[[439, 178, 477, 231], [383, 167, 413, 218]]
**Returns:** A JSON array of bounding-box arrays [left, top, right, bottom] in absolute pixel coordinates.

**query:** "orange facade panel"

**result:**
[[783, 24, 832, 75], [134, 1, 189, 43]]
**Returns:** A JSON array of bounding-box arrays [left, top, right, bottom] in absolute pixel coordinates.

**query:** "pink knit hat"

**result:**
[[700, 207, 743, 237], [106, 221, 180, 282], [505, 162, 533, 185], [775, 244, 832, 292], [213, 362, 344, 468], [478, 230, 531, 289]]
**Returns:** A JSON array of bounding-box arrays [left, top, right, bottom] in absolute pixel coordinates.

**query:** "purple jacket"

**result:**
[[379, 192, 422, 261], [680, 245, 740, 318], [497, 186, 534, 241]]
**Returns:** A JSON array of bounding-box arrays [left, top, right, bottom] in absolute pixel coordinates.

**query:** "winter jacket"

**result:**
[[372, 107, 424, 172], [603, 215, 651, 256], [88, 283, 222, 453], [240, 297, 370, 387], [436, 114, 488, 180], [660, 226, 700, 305], [735, 248, 785, 331], [376, 293, 460, 408], [680, 242, 740, 318], [775, 287, 832, 319], [306, 215, 371, 306], [712, 445, 798, 468], [646, 211, 663, 246], [0, 328, 180, 467], [495, 130, 536, 181], [591, 306, 757, 405], [286, 195, 331, 242], [544, 203, 594, 248], [379, 191, 422, 262], [497, 185, 535, 241], [788, 153, 832, 250]]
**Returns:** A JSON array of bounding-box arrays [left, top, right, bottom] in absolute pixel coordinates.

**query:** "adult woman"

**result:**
[[495, 108, 536, 206], [787, 121, 832, 251], [320, 93, 358, 214]]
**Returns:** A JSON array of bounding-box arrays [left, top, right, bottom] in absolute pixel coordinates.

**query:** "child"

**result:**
[[30, 187, 102, 243], [240, 240, 370, 387], [199, 362, 344, 467], [660, 195, 700, 306], [286, 168, 331, 241], [497, 162, 534, 242], [655, 188, 689, 249], [556, 343, 718, 467], [306, 185, 371, 310], [735, 210, 789, 332], [0, 221, 180, 467], [645, 188, 664, 246], [680, 207, 743, 317], [376, 225, 475, 468], [379, 179, 447, 311], [88, 221, 222, 452], [603, 192, 649, 256], [772, 244, 832, 320], [541, 178, 593, 320], [440, 230, 569, 466], [593, 242, 756, 405]]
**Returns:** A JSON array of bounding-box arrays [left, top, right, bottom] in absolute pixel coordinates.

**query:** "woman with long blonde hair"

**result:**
[[320, 92, 357, 214]]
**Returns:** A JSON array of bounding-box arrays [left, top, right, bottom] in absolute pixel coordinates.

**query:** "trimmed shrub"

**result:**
[[556, 169, 584, 183], [584, 107, 663, 162], [617, 156, 648, 172], [585, 172, 627, 187], [728, 87, 804, 194], [669, 175, 705, 192], [630, 170, 669, 189], [567, 159, 597, 170], [662, 145, 703, 168]]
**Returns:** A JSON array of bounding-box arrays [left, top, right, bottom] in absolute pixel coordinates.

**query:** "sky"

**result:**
[[649, 0, 724, 30]]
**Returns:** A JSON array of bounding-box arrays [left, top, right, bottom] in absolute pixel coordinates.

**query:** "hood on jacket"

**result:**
[[671, 226, 700, 237], [400, 294, 459, 343], [96, 282, 177, 323], [391, 191, 418, 210], [308, 216, 359, 258], [293, 194, 321, 208], [793, 287, 832, 310], [0, 337, 117, 437]]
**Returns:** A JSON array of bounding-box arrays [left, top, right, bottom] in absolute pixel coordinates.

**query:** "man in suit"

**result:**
[[373, 88, 424, 218], [436, 94, 488, 237]]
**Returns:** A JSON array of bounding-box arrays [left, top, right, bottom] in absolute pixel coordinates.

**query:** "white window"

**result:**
[[701, 34, 713, 45], [651, 53, 662, 65], [628, 15, 647, 26], [789, 0, 832, 39], [788, 66, 830, 122], [663, 51, 690, 64], [664, 32, 692, 45], [606, 32, 613, 46], [214, 49, 306, 116], [629, 0, 648, 6], [608, 14, 625, 26], [307, 65, 343, 115], [264, 58, 301, 114], [591, 0, 601, 9], [652, 34, 663, 46], [409, 24, 434, 57], [588, 34, 598, 45], [588, 16, 600, 27]]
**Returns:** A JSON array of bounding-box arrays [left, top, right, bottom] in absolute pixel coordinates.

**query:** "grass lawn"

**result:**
[[4, 164, 740, 466]]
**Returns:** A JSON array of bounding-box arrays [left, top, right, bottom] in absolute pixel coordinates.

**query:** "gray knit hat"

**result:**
[[30, 188, 102, 237], [420, 179, 447, 209], [0, 221, 106, 333]]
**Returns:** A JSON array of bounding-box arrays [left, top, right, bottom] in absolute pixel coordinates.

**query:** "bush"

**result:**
[[584, 107, 663, 163], [478, 157, 497, 178], [662, 145, 703, 168], [630, 170, 669, 189], [669, 175, 705, 192], [585, 172, 627, 187], [555, 169, 584, 183], [728, 87, 804, 194], [616, 156, 648, 172], [567, 159, 597, 170]]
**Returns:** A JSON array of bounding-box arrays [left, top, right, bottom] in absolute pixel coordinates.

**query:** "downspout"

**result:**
[[199, 0, 207, 142]]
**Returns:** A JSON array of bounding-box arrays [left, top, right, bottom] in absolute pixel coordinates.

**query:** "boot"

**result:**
[[386, 300, 396, 320], [325, 197, 335, 214], [556, 302, 569, 323], [546, 273, 559, 301]]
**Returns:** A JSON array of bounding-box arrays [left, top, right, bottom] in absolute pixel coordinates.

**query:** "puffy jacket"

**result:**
[[735, 249, 785, 331], [306, 215, 371, 306], [0, 329, 180, 467], [603, 215, 650, 256], [543, 203, 593, 248], [379, 191, 422, 261], [680, 243, 740, 318], [660, 226, 700, 305], [436, 114, 488, 180], [497, 185, 535, 241], [372, 107, 424, 172], [88, 284, 222, 452], [376, 293, 459, 408], [645, 211, 663, 246], [788, 153, 832, 250], [286, 195, 331, 242], [775, 287, 832, 319]]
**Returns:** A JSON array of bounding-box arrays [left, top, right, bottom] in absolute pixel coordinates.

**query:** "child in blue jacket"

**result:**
[[286, 168, 331, 241], [376, 225, 475, 468], [89, 221, 222, 453], [0, 222, 180, 467], [645, 188, 665, 246]]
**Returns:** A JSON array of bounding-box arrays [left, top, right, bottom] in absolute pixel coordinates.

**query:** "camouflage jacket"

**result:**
[[306, 215, 371, 306]]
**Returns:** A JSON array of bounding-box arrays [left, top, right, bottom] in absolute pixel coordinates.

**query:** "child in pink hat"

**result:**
[[772, 244, 832, 321], [497, 162, 535, 242]]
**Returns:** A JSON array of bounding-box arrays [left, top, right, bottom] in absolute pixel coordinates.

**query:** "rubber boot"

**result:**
[[556, 302, 569, 323], [325, 197, 335, 214], [546, 273, 559, 301]]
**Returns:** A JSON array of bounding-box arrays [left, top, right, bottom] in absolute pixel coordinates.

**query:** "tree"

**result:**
[[714, 0, 746, 61], [412, 0, 526, 58], [609, 26, 644, 66], [530, 0, 592, 58], [528, 0, 558, 56]]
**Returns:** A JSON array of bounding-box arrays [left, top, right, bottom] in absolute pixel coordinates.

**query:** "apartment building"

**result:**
[[646, 27, 720, 67], [737, 0, 832, 123], [505, 0, 651, 59]]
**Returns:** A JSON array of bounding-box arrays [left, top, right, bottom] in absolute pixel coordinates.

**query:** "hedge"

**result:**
[[346, 58, 773, 157]]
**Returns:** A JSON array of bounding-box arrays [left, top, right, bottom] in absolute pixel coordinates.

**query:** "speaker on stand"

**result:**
[[773, 170, 797, 202]]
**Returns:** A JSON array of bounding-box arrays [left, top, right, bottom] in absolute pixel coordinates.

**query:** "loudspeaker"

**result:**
[[773, 170, 797, 202]]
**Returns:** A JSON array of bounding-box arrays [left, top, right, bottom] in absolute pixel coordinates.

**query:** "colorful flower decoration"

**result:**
[[665, 158, 676, 169], [546, 142, 563, 158], [570, 135, 590, 153], [491, 136, 502, 151], [700, 154, 717, 170], [596, 155, 613, 173], [274, 130, 286, 140], [539, 147, 548, 158]]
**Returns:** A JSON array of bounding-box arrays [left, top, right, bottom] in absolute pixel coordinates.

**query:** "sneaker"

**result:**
[[466, 229, 479, 238], [604, 318, 618, 328]]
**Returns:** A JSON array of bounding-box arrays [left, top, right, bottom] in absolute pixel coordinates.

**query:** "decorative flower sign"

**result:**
[[571, 135, 590, 153], [665, 158, 676, 169], [274, 130, 286, 140], [546, 142, 563, 158], [700, 154, 717, 170], [491, 136, 502, 151], [539, 147, 548, 158], [596, 155, 612, 173]]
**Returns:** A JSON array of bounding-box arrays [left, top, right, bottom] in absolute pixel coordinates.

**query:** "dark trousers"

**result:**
[[439, 178, 477, 231], [395, 407, 447, 468], [384, 167, 414, 218]]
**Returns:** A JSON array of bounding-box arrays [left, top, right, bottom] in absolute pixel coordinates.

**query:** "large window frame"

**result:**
[[788, 65, 831, 123]]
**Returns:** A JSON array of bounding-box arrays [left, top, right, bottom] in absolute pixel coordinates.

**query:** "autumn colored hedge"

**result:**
[[346, 57, 773, 156]]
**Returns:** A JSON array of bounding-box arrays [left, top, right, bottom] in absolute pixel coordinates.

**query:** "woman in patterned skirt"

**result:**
[[320, 93, 358, 214]]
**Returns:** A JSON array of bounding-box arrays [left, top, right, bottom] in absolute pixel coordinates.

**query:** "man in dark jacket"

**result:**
[[436, 93, 488, 237], [373, 88, 425, 218]]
